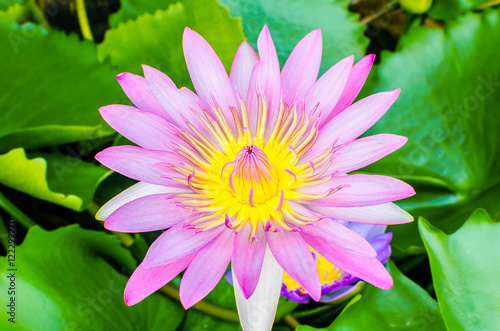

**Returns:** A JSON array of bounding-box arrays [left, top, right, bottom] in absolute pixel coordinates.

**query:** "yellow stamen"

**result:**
[[171, 91, 338, 240]]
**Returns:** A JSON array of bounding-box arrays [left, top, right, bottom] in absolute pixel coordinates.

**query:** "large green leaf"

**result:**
[[0, 225, 185, 329], [429, 0, 489, 20], [0, 19, 122, 152], [0, 148, 111, 211], [419, 210, 500, 330], [0, 2, 27, 21], [0, 0, 23, 11], [99, 0, 244, 89], [360, 9, 500, 252], [366, 9, 500, 191], [298, 261, 445, 331], [219, 0, 369, 73], [391, 181, 500, 255], [99, 3, 189, 86], [109, 0, 178, 27]]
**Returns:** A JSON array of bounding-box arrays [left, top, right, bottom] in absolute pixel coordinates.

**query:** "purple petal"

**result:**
[[305, 56, 353, 119], [124, 253, 195, 306], [143, 221, 223, 268], [99, 105, 176, 151], [95, 146, 189, 188], [116, 72, 168, 119], [305, 89, 400, 160], [182, 27, 238, 133], [329, 134, 408, 174], [104, 194, 197, 233], [369, 232, 393, 264], [96, 182, 183, 221], [322, 54, 375, 125], [302, 232, 393, 289], [246, 25, 281, 136], [309, 202, 413, 225], [298, 174, 415, 207], [267, 230, 321, 301], [230, 41, 258, 101], [346, 223, 387, 240], [303, 218, 377, 257], [232, 223, 266, 299], [180, 229, 235, 308], [281, 285, 311, 303], [320, 281, 364, 303], [281, 29, 322, 105]]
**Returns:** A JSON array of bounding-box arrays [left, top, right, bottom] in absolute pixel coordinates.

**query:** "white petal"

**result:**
[[233, 244, 283, 331], [96, 182, 185, 220]]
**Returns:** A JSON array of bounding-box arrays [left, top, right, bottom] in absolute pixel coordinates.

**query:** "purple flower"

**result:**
[[95, 25, 414, 330], [281, 223, 392, 303]]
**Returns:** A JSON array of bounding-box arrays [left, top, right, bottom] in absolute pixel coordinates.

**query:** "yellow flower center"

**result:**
[[170, 93, 339, 239], [230, 145, 278, 204]]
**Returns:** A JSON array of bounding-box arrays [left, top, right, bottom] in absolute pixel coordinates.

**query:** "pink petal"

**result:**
[[298, 174, 415, 207], [329, 134, 408, 175], [182, 27, 238, 133], [230, 41, 259, 101], [305, 55, 353, 118], [308, 202, 413, 225], [116, 72, 168, 119], [281, 29, 322, 105], [232, 222, 266, 299], [267, 230, 321, 301], [96, 182, 182, 221], [95, 146, 189, 188], [246, 25, 281, 136], [179, 229, 235, 308], [124, 253, 195, 306], [302, 232, 393, 289], [99, 105, 175, 151], [322, 54, 375, 125], [303, 218, 377, 257], [304, 89, 400, 160], [104, 194, 196, 233], [141, 65, 219, 144], [143, 221, 223, 268]]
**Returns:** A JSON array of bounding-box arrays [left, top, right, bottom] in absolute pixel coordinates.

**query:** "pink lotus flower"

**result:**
[[95, 25, 414, 330]]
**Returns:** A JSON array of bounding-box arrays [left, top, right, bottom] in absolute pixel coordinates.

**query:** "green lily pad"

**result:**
[[99, 4, 189, 87], [0, 18, 123, 152], [99, 0, 244, 89], [0, 3, 27, 21], [391, 181, 500, 255], [298, 261, 446, 330], [366, 9, 500, 191], [0, 148, 111, 211], [0, 0, 23, 11], [419, 209, 500, 330], [219, 0, 369, 73], [429, 0, 489, 20], [361, 9, 500, 252], [0, 225, 185, 329], [109, 0, 178, 27]]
